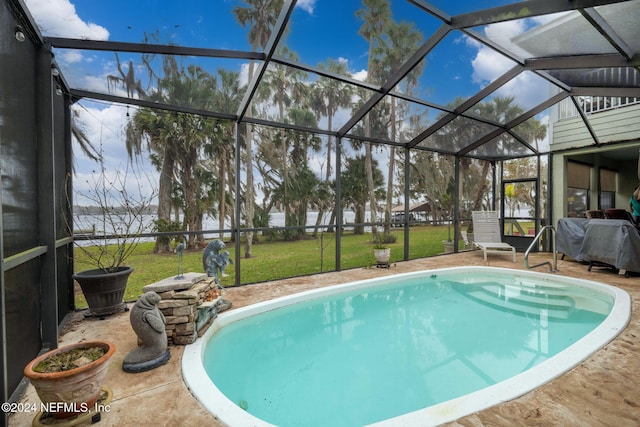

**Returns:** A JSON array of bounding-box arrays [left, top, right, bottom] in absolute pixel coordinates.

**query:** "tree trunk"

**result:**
[[244, 123, 255, 258], [243, 61, 256, 258], [154, 149, 175, 254], [384, 98, 397, 236], [354, 204, 365, 235], [365, 143, 378, 238]]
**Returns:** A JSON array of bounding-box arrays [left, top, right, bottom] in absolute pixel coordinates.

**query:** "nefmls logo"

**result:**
[[41, 402, 111, 413], [42, 402, 90, 413]]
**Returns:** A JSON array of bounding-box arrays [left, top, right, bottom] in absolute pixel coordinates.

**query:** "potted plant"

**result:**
[[373, 242, 391, 264], [373, 232, 395, 264], [23, 340, 115, 419], [70, 164, 156, 317]]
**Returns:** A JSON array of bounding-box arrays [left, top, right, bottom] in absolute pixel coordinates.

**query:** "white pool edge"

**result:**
[[182, 266, 631, 427]]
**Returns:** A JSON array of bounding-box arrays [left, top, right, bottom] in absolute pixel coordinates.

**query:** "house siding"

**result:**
[[551, 103, 640, 150]]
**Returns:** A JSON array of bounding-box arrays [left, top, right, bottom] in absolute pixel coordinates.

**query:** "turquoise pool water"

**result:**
[[184, 267, 629, 427]]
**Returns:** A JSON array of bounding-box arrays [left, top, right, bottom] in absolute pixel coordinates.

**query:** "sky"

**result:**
[[23, 0, 553, 201]]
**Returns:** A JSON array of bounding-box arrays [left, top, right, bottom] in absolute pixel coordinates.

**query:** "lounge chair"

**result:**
[[586, 210, 605, 219], [461, 230, 471, 250], [604, 208, 635, 222], [471, 211, 517, 262]]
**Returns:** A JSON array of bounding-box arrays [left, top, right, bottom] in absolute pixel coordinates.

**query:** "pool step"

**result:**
[[451, 281, 574, 318]]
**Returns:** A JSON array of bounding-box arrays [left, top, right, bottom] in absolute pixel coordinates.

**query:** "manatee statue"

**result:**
[[123, 291, 171, 373]]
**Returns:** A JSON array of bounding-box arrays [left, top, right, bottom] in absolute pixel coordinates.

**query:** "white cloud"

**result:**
[[351, 69, 368, 82], [23, 0, 109, 40], [493, 71, 551, 110], [483, 20, 527, 50], [470, 43, 515, 86], [467, 20, 554, 110], [295, 0, 317, 14], [71, 102, 158, 202], [59, 50, 84, 64], [239, 63, 251, 87]]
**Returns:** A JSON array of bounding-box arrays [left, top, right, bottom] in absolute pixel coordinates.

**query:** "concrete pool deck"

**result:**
[[9, 251, 640, 426]]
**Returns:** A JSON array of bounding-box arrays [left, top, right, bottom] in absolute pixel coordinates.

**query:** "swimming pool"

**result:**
[[183, 267, 630, 426]]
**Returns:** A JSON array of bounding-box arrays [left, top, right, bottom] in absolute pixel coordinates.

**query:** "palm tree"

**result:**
[[373, 20, 424, 235], [125, 105, 178, 253], [356, 0, 392, 240], [208, 69, 244, 239], [233, 0, 284, 258], [341, 155, 385, 235], [70, 106, 101, 163], [260, 48, 307, 231], [310, 58, 355, 235], [312, 59, 355, 181], [123, 56, 220, 249]]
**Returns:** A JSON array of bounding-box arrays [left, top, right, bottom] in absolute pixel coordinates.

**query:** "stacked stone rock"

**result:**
[[142, 272, 220, 345]]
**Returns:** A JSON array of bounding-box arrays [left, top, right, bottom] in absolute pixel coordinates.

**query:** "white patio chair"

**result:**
[[471, 211, 516, 262], [460, 230, 471, 250]]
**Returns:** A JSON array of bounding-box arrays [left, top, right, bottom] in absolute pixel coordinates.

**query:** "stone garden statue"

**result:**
[[175, 236, 187, 279], [123, 291, 171, 373], [202, 239, 233, 280], [202, 239, 233, 313]]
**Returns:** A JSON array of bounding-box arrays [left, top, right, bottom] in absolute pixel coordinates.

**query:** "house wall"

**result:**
[[551, 144, 640, 226], [550, 99, 640, 227], [551, 103, 640, 151]]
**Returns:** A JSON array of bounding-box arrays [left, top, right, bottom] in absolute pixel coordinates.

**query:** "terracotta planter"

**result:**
[[374, 248, 391, 264], [73, 266, 132, 317], [23, 340, 115, 419]]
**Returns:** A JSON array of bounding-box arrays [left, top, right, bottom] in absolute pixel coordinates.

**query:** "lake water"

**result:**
[[73, 210, 364, 244]]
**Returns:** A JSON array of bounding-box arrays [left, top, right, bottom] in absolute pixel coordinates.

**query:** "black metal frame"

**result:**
[[2, 0, 638, 416]]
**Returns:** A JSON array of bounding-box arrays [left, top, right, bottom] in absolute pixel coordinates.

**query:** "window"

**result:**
[[567, 161, 591, 217], [599, 168, 616, 210]]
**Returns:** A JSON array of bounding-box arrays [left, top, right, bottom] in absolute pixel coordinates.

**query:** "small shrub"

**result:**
[[373, 232, 397, 246], [34, 347, 106, 373]]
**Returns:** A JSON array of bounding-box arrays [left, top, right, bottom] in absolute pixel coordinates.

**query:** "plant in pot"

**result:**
[[70, 163, 156, 318], [23, 340, 116, 419], [373, 233, 395, 265], [373, 243, 391, 264]]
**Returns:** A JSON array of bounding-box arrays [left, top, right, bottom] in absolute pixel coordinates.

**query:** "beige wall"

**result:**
[[551, 144, 640, 226]]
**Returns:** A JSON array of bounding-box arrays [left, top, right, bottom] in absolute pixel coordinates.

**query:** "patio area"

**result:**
[[9, 251, 640, 426]]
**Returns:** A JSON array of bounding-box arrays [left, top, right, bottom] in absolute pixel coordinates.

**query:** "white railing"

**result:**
[[558, 96, 640, 120], [524, 225, 557, 272]]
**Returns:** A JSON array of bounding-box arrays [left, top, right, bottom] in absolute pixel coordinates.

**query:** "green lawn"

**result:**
[[74, 224, 462, 308]]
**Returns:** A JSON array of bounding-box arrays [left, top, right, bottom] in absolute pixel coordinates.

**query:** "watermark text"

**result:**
[[2, 401, 111, 414]]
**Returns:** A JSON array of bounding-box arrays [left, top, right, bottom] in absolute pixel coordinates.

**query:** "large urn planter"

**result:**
[[374, 247, 391, 264], [73, 267, 133, 317], [23, 340, 116, 419]]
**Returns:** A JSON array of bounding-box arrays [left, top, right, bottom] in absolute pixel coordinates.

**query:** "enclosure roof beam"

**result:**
[[45, 37, 263, 60], [236, 0, 296, 121], [337, 24, 450, 138], [525, 53, 636, 70], [571, 86, 640, 97], [69, 89, 238, 121], [458, 91, 568, 157], [408, 0, 451, 24], [580, 7, 634, 61], [451, 0, 631, 29], [270, 55, 381, 92], [407, 64, 524, 149]]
